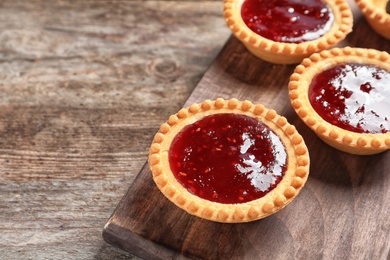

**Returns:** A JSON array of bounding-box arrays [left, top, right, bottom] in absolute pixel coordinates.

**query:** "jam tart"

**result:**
[[223, 0, 353, 64], [355, 0, 390, 40], [148, 98, 310, 223], [289, 47, 390, 155]]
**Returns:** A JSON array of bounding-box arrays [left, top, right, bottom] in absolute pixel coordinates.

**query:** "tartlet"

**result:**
[[223, 0, 353, 64], [148, 98, 310, 223], [289, 47, 390, 155], [355, 0, 390, 40]]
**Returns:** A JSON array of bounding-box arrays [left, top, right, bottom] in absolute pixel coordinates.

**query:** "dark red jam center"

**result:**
[[169, 113, 288, 204], [241, 0, 334, 43], [309, 63, 390, 134]]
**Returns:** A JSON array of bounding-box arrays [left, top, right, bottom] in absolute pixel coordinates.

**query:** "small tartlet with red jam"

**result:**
[[355, 0, 390, 40], [289, 47, 390, 155], [223, 0, 353, 64], [148, 98, 309, 223]]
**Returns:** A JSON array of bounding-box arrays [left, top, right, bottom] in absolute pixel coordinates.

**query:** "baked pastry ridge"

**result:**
[[355, 0, 390, 40]]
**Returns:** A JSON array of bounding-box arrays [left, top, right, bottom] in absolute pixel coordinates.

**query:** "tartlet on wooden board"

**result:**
[[149, 98, 310, 223], [289, 47, 390, 155], [223, 0, 353, 64]]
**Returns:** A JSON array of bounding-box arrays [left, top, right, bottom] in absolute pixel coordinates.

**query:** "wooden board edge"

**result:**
[[102, 220, 182, 260]]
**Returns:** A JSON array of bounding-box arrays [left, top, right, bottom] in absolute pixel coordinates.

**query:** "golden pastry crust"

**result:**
[[289, 47, 390, 155], [223, 0, 353, 64], [355, 0, 390, 40], [148, 98, 310, 223]]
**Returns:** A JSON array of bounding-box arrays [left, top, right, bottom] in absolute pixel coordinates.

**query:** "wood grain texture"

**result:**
[[0, 0, 229, 259], [103, 2, 390, 260]]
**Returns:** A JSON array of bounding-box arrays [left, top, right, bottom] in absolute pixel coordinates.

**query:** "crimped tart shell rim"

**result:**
[[223, 0, 353, 57], [148, 98, 310, 223], [355, 0, 390, 25], [288, 47, 390, 154], [355, 0, 390, 39]]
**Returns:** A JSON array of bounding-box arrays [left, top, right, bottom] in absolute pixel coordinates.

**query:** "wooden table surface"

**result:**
[[0, 0, 229, 259], [1, 0, 389, 259]]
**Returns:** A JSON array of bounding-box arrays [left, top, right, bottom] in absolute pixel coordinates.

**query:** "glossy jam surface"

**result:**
[[169, 113, 288, 204], [241, 0, 334, 43], [309, 63, 390, 133]]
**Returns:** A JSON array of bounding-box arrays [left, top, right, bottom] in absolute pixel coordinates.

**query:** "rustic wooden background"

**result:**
[[2, 0, 390, 259], [0, 0, 230, 259]]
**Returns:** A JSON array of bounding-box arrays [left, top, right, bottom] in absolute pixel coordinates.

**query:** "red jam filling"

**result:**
[[241, 0, 334, 43], [309, 63, 390, 134], [169, 113, 288, 204]]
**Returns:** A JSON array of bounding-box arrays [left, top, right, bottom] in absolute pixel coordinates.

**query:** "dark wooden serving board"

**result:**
[[103, 7, 390, 260]]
